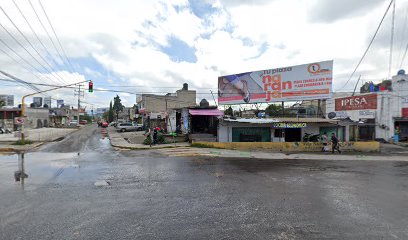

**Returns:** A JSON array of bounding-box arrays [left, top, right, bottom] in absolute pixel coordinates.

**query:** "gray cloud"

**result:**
[[308, 0, 384, 23]]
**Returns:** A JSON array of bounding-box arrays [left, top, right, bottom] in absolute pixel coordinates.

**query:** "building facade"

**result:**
[[137, 83, 196, 130], [326, 70, 408, 142]]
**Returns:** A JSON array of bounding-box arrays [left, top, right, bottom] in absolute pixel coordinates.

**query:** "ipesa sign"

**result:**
[[218, 60, 333, 104], [335, 94, 377, 111]]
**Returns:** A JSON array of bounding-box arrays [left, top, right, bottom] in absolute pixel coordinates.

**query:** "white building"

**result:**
[[326, 70, 408, 142]]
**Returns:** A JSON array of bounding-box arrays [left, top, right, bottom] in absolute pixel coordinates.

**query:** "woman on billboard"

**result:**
[[218, 72, 252, 103]]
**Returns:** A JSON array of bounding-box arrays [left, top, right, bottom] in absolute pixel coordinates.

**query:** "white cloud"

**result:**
[[0, 0, 406, 108]]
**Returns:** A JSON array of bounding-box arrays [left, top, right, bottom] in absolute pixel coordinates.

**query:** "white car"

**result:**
[[69, 120, 78, 126], [116, 122, 142, 132]]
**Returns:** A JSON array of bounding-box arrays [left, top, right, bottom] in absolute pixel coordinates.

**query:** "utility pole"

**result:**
[[75, 84, 84, 126]]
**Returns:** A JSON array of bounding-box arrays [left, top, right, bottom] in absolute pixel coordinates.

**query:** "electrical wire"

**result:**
[[339, 0, 394, 90], [38, 0, 78, 77], [0, 39, 65, 86], [12, 0, 65, 75], [0, 6, 68, 84]]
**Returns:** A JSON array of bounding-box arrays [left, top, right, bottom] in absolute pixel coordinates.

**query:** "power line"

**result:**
[[389, 0, 396, 78], [0, 39, 64, 86], [0, 6, 68, 84], [339, 0, 394, 90], [12, 0, 65, 75], [38, 0, 78, 77], [28, 0, 66, 69]]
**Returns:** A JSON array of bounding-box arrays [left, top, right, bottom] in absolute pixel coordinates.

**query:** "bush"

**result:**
[[157, 133, 167, 144], [143, 136, 152, 145], [12, 140, 33, 145]]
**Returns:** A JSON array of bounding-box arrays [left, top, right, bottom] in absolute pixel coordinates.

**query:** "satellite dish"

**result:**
[[328, 112, 336, 119]]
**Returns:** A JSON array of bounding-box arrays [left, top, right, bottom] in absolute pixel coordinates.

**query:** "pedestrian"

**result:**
[[321, 132, 329, 152], [153, 127, 158, 145], [331, 133, 341, 154]]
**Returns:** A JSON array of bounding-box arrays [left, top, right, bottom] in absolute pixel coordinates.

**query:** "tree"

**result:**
[[0, 99, 5, 108], [224, 106, 233, 116], [265, 104, 283, 117], [113, 95, 124, 121], [108, 101, 114, 122]]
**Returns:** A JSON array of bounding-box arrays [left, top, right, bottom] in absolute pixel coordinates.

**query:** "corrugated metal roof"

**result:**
[[223, 118, 279, 124], [223, 117, 338, 124], [189, 109, 224, 116]]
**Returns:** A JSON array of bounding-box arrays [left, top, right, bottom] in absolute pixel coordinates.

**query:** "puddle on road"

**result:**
[[0, 151, 104, 190]]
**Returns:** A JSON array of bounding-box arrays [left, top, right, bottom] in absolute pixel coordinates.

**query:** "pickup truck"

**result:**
[[116, 122, 143, 132]]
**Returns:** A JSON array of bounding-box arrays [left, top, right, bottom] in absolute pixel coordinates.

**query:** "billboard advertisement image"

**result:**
[[218, 60, 333, 104]]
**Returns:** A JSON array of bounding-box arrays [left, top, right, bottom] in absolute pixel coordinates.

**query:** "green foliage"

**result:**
[[157, 133, 167, 144], [0, 99, 5, 107], [143, 136, 152, 145], [113, 95, 124, 121], [265, 104, 283, 117], [80, 114, 92, 122], [12, 139, 33, 145], [224, 106, 233, 116], [108, 101, 114, 122]]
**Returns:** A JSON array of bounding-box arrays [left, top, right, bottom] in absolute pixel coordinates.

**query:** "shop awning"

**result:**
[[189, 109, 224, 116]]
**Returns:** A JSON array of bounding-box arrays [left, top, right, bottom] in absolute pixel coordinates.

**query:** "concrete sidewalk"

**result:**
[[107, 127, 408, 160], [0, 127, 79, 153], [0, 127, 77, 142], [156, 147, 408, 161], [107, 127, 189, 149]]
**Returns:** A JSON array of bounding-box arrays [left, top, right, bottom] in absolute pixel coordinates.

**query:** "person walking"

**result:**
[[153, 127, 158, 145], [321, 132, 329, 152], [331, 133, 341, 154]]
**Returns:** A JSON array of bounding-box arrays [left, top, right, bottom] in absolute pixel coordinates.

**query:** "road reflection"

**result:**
[[14, 153, 28, 186]]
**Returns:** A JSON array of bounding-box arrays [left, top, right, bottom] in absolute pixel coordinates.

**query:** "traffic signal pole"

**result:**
[[19, 80, 91, 142]]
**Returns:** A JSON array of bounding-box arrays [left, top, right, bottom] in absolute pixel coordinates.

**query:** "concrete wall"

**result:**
[[138, 90, 197, 113], [25, 108, 50, 128], [167, 111, 177, 132], [192, 141, 380, 152]]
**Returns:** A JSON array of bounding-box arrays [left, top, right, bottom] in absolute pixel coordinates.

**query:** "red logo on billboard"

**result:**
[[402, 108, 408, 117], [335, 94, 377, 111]]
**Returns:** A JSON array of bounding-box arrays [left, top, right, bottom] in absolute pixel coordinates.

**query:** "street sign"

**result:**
[[14, 117, 26, 125]]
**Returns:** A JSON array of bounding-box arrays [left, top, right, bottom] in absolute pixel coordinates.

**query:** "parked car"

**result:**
[[134, 123, 143, 131], [109, 122, 118, 127], [116, 122, 141, 132], [69, 120, 78, 126], [79, 120, 88, 125], [101, 122, 109, 128]]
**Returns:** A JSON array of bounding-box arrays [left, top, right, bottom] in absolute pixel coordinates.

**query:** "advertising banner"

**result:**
[[218, 60, 333, 104], [335, 94, 377, 111], [57, 100, 64, 108]]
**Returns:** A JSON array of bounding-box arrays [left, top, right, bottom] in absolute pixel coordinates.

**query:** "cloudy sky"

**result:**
[[0, 0, 407, 108]]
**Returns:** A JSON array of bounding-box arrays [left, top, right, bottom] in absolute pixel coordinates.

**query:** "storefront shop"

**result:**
[[218, 118, 339, 143]]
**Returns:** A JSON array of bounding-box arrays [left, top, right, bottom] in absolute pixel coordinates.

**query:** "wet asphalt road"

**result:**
[[0, 125, 408, 239]]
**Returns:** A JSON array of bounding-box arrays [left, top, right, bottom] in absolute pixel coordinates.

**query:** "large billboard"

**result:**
[[335, 94, 377, 111], [218, 60, 333, 104]]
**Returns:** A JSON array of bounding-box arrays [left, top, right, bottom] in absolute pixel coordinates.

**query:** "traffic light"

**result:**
[[88, 81, 93, 93]]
